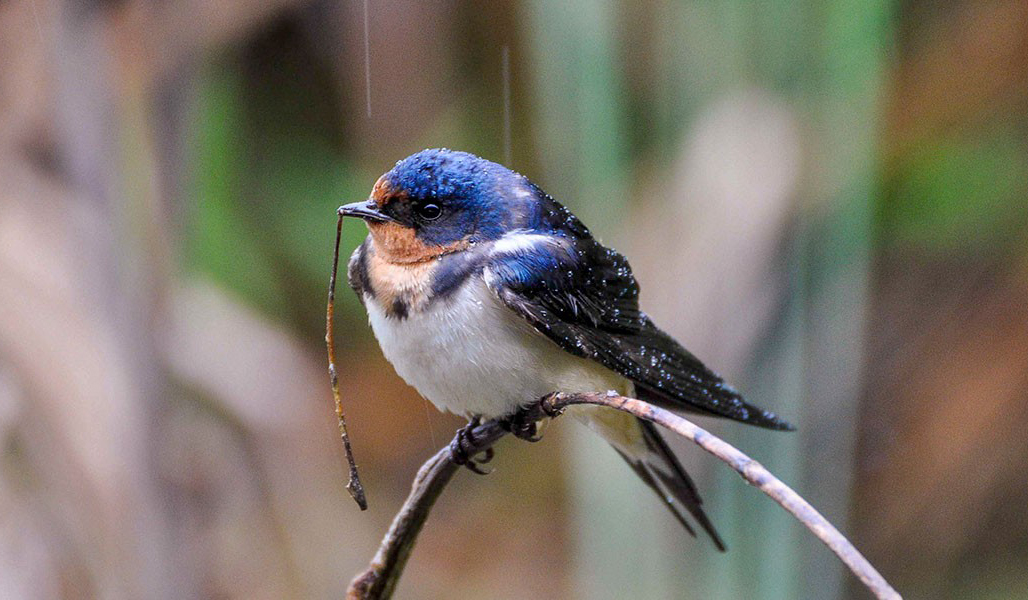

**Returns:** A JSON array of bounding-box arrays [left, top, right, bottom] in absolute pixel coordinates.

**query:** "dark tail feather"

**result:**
[[615, 419, 726, 552], [635, 379, 795, 432], [616, 450, 699, 539]]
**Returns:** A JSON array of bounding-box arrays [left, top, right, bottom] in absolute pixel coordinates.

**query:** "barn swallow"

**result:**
[[341, 148, 792, 550]]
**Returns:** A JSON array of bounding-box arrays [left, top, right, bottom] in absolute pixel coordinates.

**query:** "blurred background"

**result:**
[[1, 1, 1026, 598]]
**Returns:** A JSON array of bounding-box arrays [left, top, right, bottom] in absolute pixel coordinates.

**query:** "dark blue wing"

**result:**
[[485, 233, 793, 430]]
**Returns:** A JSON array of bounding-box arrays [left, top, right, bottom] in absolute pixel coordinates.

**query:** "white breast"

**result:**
[[365, 277, 628, 419]]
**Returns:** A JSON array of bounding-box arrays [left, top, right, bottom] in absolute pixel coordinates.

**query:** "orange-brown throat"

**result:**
[[366, 174, 470, 264], [365, 246, 436, 316], [367, 221, 466, 264]]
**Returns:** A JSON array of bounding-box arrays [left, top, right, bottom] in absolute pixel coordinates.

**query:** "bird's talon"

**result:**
[[503, 407, 542, 442], [448, 437, 468, 465], [542, 394, 566, 418], [450, 417, 491, 474], [465, 460, 491, 475]]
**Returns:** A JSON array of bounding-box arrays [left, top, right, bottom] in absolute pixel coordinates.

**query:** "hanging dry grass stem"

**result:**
[[327, 209, 367, 510]]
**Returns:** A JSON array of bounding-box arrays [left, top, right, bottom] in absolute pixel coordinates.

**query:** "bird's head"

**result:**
[[339, 149, 541, 264]]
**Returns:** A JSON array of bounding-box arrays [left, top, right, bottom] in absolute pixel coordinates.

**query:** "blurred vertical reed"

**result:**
[[525, 1, 676, 599]]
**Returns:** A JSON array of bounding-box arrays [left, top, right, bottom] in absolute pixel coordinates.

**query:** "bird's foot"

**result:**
[[539, 392, 566, 418], [449, 416, 493, 475], [501, 406, 543, 442]]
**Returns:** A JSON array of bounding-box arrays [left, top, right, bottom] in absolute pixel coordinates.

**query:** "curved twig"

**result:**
[[347, 393, 901, 600], [347, 419, 510, 600], [327, 210, 366, 510]]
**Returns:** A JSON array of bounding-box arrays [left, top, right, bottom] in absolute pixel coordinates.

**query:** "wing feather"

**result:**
[[485, 233, 793, 430]]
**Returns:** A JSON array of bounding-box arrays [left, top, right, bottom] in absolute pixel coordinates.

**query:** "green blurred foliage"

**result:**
[[188, 58, 371, 337], [882, 130, 1028, 253]]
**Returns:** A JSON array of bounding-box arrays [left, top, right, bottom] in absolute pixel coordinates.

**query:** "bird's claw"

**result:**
[[502, 406, 542, 442], [540, 393, 565, 418], [449, 417, 493, 475]]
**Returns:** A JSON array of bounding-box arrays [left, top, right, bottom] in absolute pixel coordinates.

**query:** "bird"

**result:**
[[340, 148, 793, 551]]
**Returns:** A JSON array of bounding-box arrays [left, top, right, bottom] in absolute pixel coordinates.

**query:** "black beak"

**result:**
[[338, 200, 397, 223]]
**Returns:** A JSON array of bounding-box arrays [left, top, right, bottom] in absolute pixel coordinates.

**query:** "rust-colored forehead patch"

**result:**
[[370, 175, 404, 208]]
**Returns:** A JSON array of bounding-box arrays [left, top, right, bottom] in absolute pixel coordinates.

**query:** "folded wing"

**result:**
[[484, 233, 793, 430]]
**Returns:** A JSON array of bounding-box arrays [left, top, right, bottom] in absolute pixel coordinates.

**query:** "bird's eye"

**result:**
[[417, 203, 442, 221]]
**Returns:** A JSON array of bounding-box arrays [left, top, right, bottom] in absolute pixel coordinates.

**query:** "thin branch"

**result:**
[[327, 210, 366, 510], [347, 393, 901, 600], [347, 419, 510, 600]]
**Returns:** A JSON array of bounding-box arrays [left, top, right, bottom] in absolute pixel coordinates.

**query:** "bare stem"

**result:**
[[347, 393, 901, 600], [347, 419, 510, 600], [328, 210, 366, 510]]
